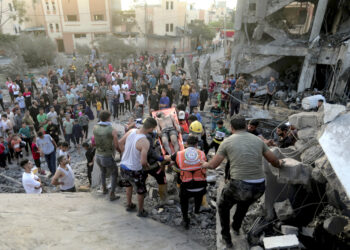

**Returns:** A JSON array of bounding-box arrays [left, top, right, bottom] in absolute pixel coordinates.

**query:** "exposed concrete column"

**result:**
[[309, 0, 329, 42], [230, 0, 248, 75], [298, 54, 316, 92], [256, 0, 268, 21], [298, 0, 329, 92], [234, 0, 245, 31]]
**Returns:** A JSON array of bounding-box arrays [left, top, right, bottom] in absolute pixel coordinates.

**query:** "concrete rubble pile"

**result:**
[[246, 103, 350, 249]]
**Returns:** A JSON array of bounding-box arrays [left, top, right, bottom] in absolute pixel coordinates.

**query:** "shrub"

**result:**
[[97, 36, 135, 66], [0, 55, 28, 80], [3, 34, 57, 68], [76, 44, 91, 56]]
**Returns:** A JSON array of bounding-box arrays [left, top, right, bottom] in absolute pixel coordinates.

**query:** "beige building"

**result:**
[[134, 0, 191, 52], [41, 0, 116, 53], [1, 0, 122, 54], [0, 0, 45, 35]]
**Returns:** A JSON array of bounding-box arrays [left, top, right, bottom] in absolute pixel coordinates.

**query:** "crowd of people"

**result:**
[[1, 49, 299, 249]]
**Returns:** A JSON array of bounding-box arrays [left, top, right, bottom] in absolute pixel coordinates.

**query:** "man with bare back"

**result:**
[[156, 112, 181, 155]]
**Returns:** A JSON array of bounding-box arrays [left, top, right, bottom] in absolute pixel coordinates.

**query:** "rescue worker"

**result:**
[[145, 128, 168, 206], [178, 111, 189, 142], [166, 135, 207, 229], [202, 115, 283, 248]]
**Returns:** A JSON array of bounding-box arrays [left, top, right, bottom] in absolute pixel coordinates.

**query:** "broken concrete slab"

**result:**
[[250, 246, 263, 250], [289, 112, 322, 129], [281, 225, 299, 235], [149, 187, 159, 199], [323, 216, 348, 235], [300, 145, 323, 163], [274, 199, 294, 221], [301, 227, 315, 237], [263, 234, 299, 250], [297, 127, 317, 140], [323, 103, 346, 124], [311, 167, 327, 184], [319, 112, 350, 198], [278, 158, 312, 185]]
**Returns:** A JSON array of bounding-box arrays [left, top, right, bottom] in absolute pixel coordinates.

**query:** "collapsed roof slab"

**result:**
[[319, 112, 350, 198]]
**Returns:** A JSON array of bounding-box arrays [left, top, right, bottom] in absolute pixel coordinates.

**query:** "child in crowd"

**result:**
[[82, 142, 95, 186], [0, 136, 7, 169], [96, 100, 102, 119], [11, 134, 23, 165], [192, 107, 202, 123], [31, 136, 45, 175], [210, 101, 223, 133], [1, 135, 11, 165], [132, 101, 143, 120], [209, 120, 230, 153], [59, 142, 71, 164], [72, 119, 83, 150], [19, 122, 31, 156]]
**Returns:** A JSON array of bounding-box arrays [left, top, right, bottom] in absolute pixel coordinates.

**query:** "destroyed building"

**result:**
[[230, 0, 350, 103]]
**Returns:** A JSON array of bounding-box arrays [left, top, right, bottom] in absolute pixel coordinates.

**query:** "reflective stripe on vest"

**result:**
[[176, 148, 206, 183]]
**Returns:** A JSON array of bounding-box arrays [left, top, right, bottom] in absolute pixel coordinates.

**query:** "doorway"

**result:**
[[56, 39, 65, 52]]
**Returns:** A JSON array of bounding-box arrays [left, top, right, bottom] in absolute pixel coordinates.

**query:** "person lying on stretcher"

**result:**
[[156, 111, 181, 155]]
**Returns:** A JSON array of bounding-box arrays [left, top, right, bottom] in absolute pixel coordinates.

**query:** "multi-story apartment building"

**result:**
[[41, 0, 116, 53], [134, 0, 191, 52], [1, 0, 121, 53]]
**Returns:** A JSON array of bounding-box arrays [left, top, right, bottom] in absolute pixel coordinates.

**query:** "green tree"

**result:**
[[3, 34, 57, 67], [97, 35, 136, 66], [208, 19, 234, 30], [188, 21, 216, 47], [0, 0, 29, 33]]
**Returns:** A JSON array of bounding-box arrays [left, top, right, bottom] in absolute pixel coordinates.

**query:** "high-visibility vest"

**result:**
[[176, 147, 206, 183]]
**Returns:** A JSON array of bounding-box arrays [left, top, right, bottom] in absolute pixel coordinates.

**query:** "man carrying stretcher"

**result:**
[[156, 111, 181, 155]]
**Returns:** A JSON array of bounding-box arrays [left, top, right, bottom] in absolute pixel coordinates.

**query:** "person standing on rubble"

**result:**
[[263, 76, 277, 110], [201, 115, 283, 248], [92, 110, 120, 201], [119, 117, 158, 218], [165, 135, 207, 230]]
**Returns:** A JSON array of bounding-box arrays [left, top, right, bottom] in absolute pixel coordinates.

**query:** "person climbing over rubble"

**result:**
[[165, 135, 207, 230], [275, 124, 297, 148], [155, 111, 181, 155], [201, 115, 284, 249], [144, 128, 168, 207]]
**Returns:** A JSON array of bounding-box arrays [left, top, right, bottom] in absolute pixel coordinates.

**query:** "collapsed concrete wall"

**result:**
[[258, 104, 350, 249]]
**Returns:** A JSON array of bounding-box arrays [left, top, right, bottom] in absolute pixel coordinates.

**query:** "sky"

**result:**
[[121, 0, 237, 11]]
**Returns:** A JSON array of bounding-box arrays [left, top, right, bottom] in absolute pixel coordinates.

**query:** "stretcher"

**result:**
[[152, 108, 185, 156]]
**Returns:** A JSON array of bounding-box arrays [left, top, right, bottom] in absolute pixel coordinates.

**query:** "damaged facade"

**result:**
[[230, 0, 350, 103]]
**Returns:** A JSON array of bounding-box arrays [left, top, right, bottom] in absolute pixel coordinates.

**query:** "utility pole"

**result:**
[[182, 12, 186, 54], [223, 0, 227, 56], [144, 1, 148, 51]]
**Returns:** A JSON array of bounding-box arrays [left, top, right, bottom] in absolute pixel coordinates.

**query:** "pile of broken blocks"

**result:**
[[250, 103, 350, 249]]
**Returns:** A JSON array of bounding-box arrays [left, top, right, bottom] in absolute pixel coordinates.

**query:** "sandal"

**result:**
[[126, 203, 136, 212], [137, 209, 148, 218]]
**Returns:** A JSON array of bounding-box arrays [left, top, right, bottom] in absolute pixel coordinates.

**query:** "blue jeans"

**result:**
[[45, 150, 56, 174]]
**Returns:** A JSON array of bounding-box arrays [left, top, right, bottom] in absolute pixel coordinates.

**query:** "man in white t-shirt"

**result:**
[[21, 159, 42, 194], [136, 92, 145, 105], [112, 82, 120, 95]]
